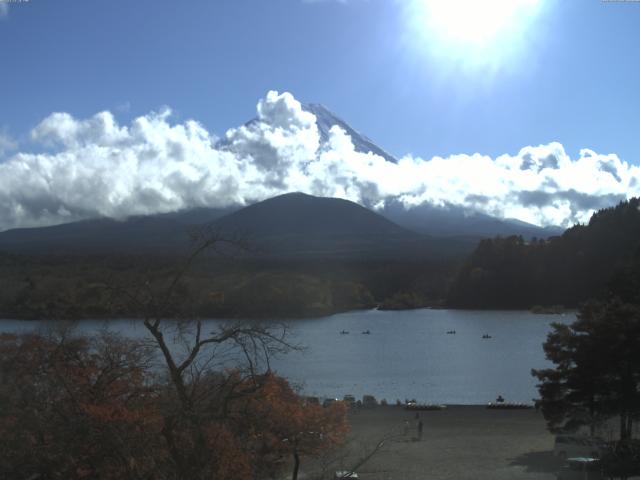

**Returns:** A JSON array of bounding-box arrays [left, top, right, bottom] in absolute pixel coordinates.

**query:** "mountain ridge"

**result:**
[[1, 102, 566, 247]]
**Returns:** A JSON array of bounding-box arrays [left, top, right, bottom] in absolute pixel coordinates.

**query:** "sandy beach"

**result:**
[[301, 405, 562, 480]]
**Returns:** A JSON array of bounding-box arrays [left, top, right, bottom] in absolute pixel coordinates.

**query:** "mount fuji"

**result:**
[[0, 103, 562, 255]]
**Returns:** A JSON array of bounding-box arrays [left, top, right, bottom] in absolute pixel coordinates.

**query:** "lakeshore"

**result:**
[[302, 405, 560, 480]]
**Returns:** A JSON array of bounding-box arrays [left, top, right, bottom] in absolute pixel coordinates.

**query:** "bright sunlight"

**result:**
[[407, 0, 545, 71]]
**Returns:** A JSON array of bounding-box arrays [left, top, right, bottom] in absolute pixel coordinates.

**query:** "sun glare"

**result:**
[[409, 0, 544, 70]]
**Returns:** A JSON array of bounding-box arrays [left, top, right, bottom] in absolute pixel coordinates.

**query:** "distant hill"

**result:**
[[380, 200, 563, 239], [447, 198, 640, 308], [209, 192, 480, 260], [0, 195, 562, 257], [0, 207, 236, 255], [214, 192, 409, 238], [0, 193, 477, 260]]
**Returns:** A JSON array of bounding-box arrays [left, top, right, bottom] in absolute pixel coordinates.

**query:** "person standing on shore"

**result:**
[[417, 419, 424, 441]]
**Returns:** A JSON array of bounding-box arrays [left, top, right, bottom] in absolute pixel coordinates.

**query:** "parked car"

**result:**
[[323, 397, 339, 408], [362, 395, 377, 408], [554, 435, 607, 459], [556, 457, 602, 480], [343, 394, 356, 408]]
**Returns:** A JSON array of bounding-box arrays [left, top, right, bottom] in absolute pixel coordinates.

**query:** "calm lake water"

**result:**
[[0, 309, 573, 405]]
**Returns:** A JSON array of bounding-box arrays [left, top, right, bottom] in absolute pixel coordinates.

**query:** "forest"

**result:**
[[1, 199, 639, 320], [0, 252, 457, 320], [447, 198, 640, 309]]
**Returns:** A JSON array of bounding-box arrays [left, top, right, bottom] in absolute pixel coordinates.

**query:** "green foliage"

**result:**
[[379, 291, 427, 310], [600, 440, 640, 479], [0, 251, 459, 319], [448, 198, 640, 308], [532, 300, 640, 440]]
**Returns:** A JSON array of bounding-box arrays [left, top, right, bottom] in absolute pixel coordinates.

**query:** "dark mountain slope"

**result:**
[[0, 192, 475, 260], [0, 207, 236, 255], [380, 200, 563, 239], [213, 192, 410, 238], [211, 192, 480, 260]]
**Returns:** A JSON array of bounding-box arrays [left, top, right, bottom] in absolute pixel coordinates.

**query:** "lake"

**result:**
[[0, 308, 573, 405]]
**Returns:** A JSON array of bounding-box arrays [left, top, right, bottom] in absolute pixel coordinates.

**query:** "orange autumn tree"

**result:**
[[0, 331, 350, 480], [0, 233, 352, 479], [231, 373, 350, 480], [0, 331, 162, 480]]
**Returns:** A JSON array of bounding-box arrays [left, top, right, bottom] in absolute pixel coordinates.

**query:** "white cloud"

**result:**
[[0, 90, 638, 232]]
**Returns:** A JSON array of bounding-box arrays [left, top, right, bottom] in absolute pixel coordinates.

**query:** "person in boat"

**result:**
[[496, 395, 505, 403]]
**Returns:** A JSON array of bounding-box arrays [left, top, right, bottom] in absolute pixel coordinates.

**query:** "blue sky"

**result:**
[[2, 0, 638, 160], [0, 0, 639, 230]]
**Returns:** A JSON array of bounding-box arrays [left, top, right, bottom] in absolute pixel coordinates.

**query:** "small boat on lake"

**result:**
[[340, 330, 349, 335], [361, 330, 371, 335], [482, 334, 492, 339], [486, 402, 532, 410], [405, 401, 447, 411]]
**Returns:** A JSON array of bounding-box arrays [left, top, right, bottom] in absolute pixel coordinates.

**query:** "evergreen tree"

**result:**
[[533, 300, 640, 440]]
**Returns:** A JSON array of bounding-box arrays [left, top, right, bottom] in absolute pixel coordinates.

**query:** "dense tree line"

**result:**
[[448, 198, 640, 309], [0, 252, 457, 320]]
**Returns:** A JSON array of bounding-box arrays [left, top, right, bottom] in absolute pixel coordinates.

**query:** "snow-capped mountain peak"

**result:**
[[302, 103, 398, 164]]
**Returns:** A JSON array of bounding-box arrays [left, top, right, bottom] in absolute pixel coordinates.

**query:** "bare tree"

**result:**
[[107, 229, 298, 479]]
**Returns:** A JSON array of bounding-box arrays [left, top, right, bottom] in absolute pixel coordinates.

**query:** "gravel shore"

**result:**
[[301, 405, 562, 480]]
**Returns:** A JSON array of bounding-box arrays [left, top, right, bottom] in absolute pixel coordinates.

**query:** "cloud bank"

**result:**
[[0, 90, 638, 231]]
